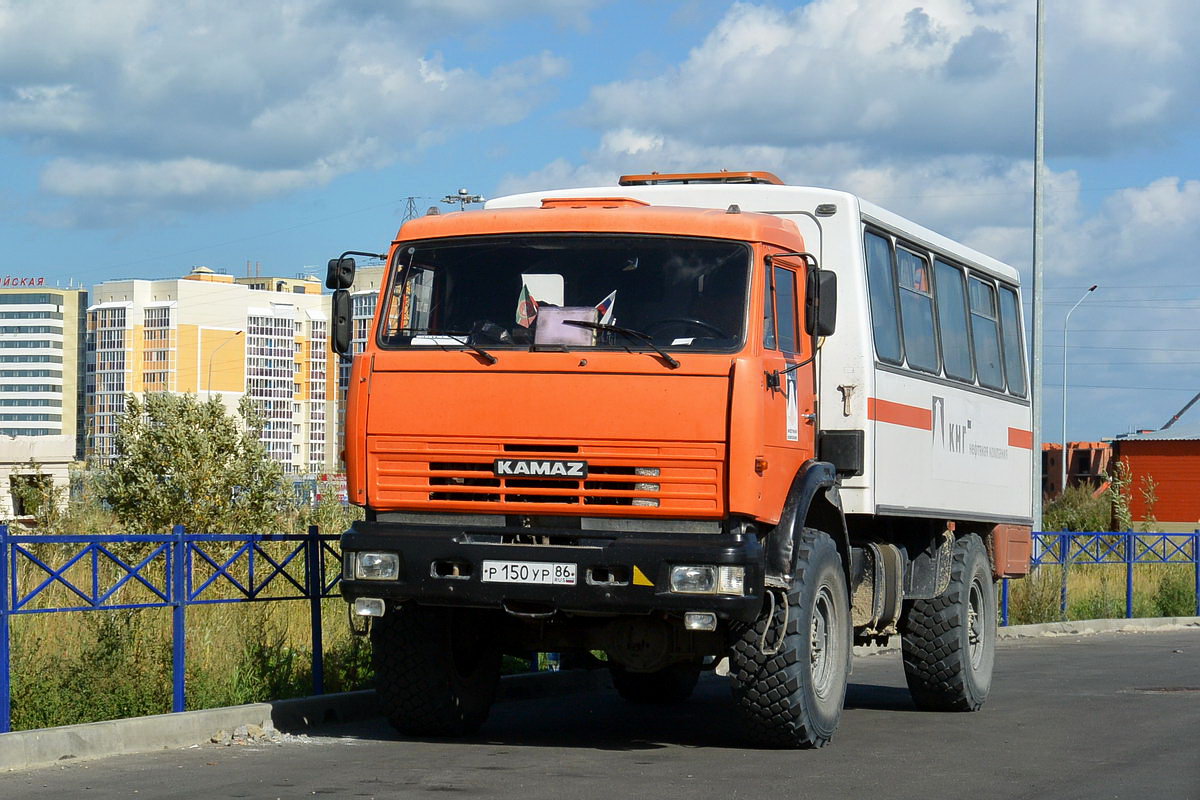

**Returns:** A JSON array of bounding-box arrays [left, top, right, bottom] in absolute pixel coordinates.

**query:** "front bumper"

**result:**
[[339, 519, 765, 623]]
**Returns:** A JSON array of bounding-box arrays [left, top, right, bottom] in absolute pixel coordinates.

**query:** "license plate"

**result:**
[[481, 560, 577, 586]]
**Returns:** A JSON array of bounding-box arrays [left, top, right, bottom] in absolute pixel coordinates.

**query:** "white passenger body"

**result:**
[[487, 183, 1033, 526]]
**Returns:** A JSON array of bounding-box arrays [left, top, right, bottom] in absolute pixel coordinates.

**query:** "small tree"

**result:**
[[1138, 474, 1160, 533], [1106, 457, 1134, 532], [98, 393, 289, 534]]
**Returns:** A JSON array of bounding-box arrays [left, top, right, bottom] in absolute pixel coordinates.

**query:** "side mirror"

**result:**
[[805, 269, 837, 337], [326, 257, 356, 290], [331, 289, 352, 356]]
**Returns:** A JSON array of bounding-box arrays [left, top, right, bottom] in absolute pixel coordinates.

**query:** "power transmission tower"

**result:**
[[402, 197, 419, 222]]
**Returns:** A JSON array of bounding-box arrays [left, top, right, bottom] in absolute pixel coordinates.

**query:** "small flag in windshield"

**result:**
[[595, 290, 617, 325], [516, 284, 538, 328]]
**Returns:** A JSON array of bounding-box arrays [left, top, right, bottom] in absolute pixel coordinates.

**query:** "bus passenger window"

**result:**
[[935, 260, 974, 382], [969, 278, 1004, 391], [774, 266, 798, 354], [999, 286, 1027, 397], [864, 232, 902, 364], [897, 248, 938, 373]]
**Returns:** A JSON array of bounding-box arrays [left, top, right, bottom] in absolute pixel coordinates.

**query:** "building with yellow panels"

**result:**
[[87, 268, 336, 473], [0, 286, 88, 458]]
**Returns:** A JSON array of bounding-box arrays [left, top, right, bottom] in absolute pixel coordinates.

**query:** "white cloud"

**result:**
[[0, 0, 591, 224], [579, 0, 1199, 158]]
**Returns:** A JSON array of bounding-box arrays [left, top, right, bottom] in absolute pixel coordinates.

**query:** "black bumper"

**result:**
[[339, 520, 765, 623]]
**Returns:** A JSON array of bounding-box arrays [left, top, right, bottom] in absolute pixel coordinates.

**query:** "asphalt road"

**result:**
[[5, 629, 1198, 799]]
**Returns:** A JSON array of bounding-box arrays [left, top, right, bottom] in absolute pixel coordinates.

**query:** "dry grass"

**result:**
[[7, 542, 370, 732], [1005, 563, 1198, 625]]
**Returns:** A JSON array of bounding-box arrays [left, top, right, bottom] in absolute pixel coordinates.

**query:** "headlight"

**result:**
[[355, 552, 399, 580], [670, 565, 716, 594], [669, 564, 745, 595]]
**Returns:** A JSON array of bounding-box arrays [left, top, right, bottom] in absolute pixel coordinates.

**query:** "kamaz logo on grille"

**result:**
[[493, 459, 588, 478]]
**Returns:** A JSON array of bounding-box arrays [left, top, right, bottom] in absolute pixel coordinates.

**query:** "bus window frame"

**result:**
[[863, 221, 1027, 403], [894, 243, 940, 376], [863, 227, 905, 367]]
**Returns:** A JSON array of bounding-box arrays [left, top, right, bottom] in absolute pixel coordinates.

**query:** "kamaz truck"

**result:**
[[330, 171, 1032, 747]]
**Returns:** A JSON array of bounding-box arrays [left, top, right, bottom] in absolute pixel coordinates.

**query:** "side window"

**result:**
[[998, 286, 1027, 397], [773, 266, 799, 354], [896, 247, 938, 373], [969, 277, 1004, 391], [384, 265, 435, 342], [934, 259, 974, 381], [864, 231, 902, 364], [762, 269, 777, 350]]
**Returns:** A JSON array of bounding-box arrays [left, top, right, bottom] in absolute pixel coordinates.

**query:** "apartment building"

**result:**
[[86, 268, 337, 473], [0, 285, 88, 458]]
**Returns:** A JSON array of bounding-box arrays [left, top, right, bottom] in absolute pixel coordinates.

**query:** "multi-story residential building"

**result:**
[[86, 268, 337, 473], [0, 285, 88, 458]]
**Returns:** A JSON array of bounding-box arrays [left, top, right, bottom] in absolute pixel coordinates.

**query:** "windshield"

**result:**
[[378, 234, 750, 352]]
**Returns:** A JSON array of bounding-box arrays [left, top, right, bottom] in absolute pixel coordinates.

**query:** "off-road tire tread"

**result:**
[[900, 533, 993, 712], [729, 528, 849, 748], [371, 605, 500, 737]]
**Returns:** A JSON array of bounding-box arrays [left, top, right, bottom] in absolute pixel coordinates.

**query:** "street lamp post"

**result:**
[[1060, 285, 1097, 495], [207, 330, 244, 400]]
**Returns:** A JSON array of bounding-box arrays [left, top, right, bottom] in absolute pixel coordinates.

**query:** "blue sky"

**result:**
[[2, 0, 1199, 442]]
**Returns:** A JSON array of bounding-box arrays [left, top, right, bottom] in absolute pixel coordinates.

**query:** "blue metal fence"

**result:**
[[3, 525, 1197, 733], [1000, 530, 1200, 626], [0, 524, 341, 734]]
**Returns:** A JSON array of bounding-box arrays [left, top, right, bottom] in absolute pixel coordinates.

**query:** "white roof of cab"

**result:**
[[488, 182, 1020, 285]]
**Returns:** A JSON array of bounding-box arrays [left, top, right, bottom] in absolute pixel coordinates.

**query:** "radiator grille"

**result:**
[[370, 438, 722, 515]]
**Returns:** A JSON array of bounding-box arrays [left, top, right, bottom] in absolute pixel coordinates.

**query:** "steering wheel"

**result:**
[[644, 317, 729, 339]]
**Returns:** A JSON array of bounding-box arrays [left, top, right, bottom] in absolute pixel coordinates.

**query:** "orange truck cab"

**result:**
[[328, 172, 1029, 747]]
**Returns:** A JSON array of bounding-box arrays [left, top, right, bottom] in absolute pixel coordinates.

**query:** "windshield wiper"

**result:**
[[425, 331, 497, 365], [563, 320, 679, 369]]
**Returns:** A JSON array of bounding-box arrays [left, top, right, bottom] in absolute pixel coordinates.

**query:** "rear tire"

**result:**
[[371, 604, 501, 736], [610, 661, 701, 704], [900, 533, 996, 711], [730, 528, 850, 748]]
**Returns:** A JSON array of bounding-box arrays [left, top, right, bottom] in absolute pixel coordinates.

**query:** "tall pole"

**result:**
[[1060, 285, 1097, 494], [207, 330, 243, 400], [1032, 0, 1046, 530]]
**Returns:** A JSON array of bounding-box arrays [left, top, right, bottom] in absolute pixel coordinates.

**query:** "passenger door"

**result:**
[[761, 255, 816, 486]]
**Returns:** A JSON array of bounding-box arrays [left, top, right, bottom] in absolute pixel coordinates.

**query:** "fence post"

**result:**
[[1125, 530, 1134, 619], [1059, 530, 1069, 620], [1194, 530, 1199, 618], [307, 525, 325, 696], [172, 524, 186, 713], [1000, 578, 1009, 627], [1, 524, 10, 734]]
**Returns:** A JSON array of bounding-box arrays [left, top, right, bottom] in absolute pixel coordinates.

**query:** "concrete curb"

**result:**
[[2, 617, 1196, 773], [0, 669, 611, 774], [996, 615, 1200, 639]]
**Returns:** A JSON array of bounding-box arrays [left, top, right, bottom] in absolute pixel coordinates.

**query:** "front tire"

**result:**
[[900, 533, 996, 711], [730, 528, 850, 748], [371, 604, 501, 736]]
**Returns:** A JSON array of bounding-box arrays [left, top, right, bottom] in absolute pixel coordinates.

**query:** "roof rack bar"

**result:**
[[617, 170, 785, 186]]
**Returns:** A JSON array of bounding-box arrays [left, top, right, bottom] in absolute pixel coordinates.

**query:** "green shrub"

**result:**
[[1152, 565, 1197, 617], [1043, 484, 1110, 532]]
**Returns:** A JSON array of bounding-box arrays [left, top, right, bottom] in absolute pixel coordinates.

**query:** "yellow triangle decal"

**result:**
[[632, 566, 654, 587]]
